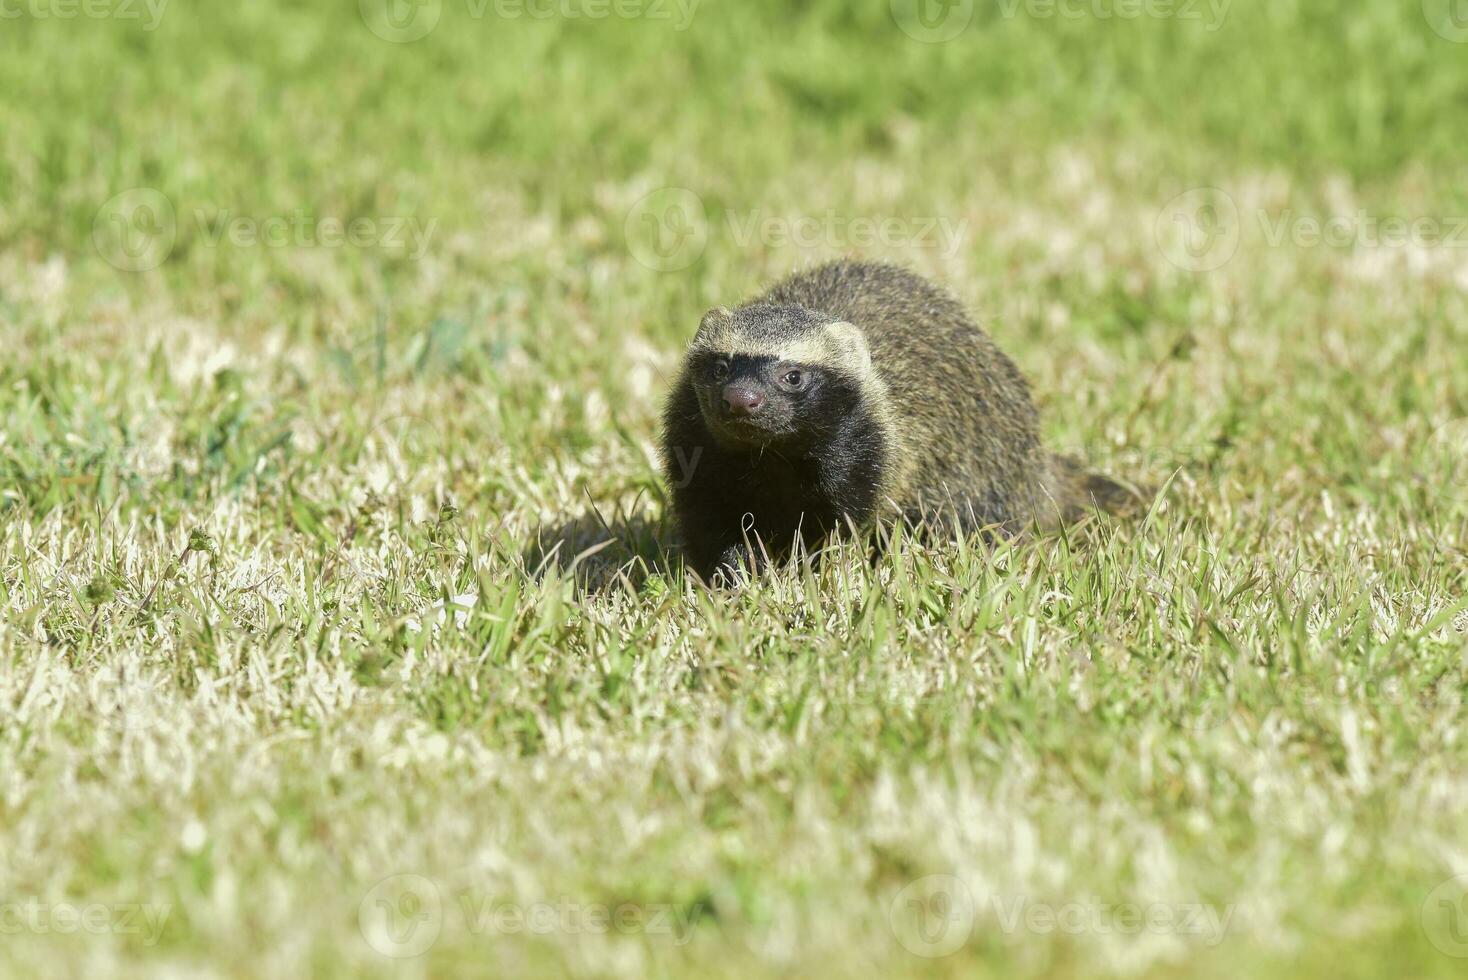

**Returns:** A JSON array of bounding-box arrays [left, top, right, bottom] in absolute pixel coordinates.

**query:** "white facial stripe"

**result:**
[[690, 335, 861, 369], [691, 321, 876, 384]]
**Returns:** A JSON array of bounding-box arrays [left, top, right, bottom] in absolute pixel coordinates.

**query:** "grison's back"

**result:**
[[752, 261, 1042, 482]]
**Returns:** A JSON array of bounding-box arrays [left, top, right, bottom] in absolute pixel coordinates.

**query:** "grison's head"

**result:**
[[686, 304, 878, 449]]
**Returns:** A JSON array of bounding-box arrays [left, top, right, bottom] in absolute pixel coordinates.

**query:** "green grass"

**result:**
[[2, 1, 1468, 976]]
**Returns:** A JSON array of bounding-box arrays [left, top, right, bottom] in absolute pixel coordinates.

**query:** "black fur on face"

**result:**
[[692, 352, 852, 450], [662, 297, 896, 582], [662, 353, 886, 580]]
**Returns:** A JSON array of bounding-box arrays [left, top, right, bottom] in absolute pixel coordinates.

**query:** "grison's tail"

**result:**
[[1044, 453, 1153, 522]]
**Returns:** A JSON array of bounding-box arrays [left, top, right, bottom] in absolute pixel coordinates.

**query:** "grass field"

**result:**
[[3, 1, 1468, 976]]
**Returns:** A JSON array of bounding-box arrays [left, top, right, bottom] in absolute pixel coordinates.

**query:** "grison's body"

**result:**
[[661, 260, 1133, 581]]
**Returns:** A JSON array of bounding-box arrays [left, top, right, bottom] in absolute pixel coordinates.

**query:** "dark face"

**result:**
[[694, 353, 831, 449]]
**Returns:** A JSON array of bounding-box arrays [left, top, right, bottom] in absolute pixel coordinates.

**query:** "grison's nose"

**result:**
[[721, 385, 765, 417]]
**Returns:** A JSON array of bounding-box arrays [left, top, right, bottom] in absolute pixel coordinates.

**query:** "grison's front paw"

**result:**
[[683, 540, 762, 587]]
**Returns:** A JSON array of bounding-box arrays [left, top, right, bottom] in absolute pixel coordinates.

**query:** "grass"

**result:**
[[2, 0, 1468, 976]]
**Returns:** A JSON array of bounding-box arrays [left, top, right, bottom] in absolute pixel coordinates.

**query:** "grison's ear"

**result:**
[[823, 321, 872, 377], [695, 306, 733, 341]]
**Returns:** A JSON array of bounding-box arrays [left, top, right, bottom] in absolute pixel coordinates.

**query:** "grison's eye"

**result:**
[[781, 370, 804, 388], [711, 360, 730, 380]]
